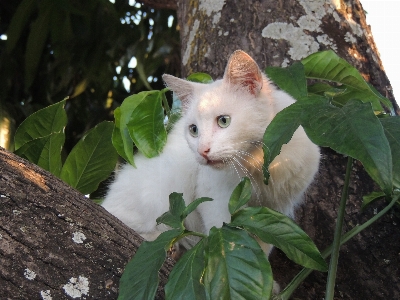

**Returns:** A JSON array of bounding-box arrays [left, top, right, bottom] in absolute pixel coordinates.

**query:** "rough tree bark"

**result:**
[[0, 147, 173, 299], [1, 0, 399, 299]]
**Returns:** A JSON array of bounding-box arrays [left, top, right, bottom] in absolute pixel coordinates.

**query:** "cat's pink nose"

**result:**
[[200, 148, 210, 159]]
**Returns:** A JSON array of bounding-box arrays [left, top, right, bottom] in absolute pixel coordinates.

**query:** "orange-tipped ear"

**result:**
[[223, 50, 263, 96]]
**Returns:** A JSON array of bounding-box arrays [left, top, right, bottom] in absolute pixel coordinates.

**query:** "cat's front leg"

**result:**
[[195, 167, 238, 234]]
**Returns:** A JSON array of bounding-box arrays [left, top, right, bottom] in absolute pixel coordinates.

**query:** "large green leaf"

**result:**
[[302, 50, 393, 112], [118, 229, 183, 300], [265, 62, 307, 100], [116, 93, 150, 166], [114, 91, 166, 164], [165, 239, 206, 300], [380, 116, 400, 188], [15, 133, 65, 176], [301, 99, 392, 194], [127, 91, 167, 158], [14, 99, 67, 176], [264, 96, 393, 194], [228, 177, 252, 214], [204, 226, 273, 300], [262, 96, 310, 183], [231, 207, 327, 271], [60, 121, 118, 195], [111, 107, 133, 165], [6, 0, 37, 53]]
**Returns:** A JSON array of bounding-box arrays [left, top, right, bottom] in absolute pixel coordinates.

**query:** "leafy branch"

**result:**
[[119, 178, 327, 300]]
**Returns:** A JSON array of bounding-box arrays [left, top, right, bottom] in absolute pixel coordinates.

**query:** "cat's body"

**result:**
[[102, 50, 320, 252]]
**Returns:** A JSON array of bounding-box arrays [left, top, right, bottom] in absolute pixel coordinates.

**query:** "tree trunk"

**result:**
[[0, 147, 173, 299], [174, 0, 400, 299]]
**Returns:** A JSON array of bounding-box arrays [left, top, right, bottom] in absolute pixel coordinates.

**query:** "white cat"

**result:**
[[102, 50, 320, 253]]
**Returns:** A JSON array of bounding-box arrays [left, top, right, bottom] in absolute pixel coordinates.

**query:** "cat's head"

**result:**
[[163, 50, 274, 170]]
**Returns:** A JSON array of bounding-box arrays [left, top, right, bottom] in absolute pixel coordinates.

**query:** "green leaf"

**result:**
[[380, 116, 400, 188], [183, 197, 213, 220], [60, 121, 118, 195], [15, 133, 65, 176], [265, 62, 307, 100], [116, 91, 162, 165], [302, 50, 393, 112], [169, 192, 186, 216], [24, 0, 55, 89], [231, 207, 327, 271], [126, 91, 167, 158], [111, 107, 134, 165], [262, 95, 318, 183], [165, 239, 206, 300], [157, 193, 186, 230], [14, 99, 67, 176], [118, 229, 183, 300], [204, 226, 273, 300], [307, 82, 347, 100], [362, 191, 386, 209], [187, 72, 213, 83], [6, 0, 37, 53], [228, 177, 252, 214], [301, 99, 392, 194]]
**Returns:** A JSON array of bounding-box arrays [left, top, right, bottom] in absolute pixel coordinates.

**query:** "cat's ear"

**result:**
[[223, 50, 263, 96], [162, 74, 194, 110]]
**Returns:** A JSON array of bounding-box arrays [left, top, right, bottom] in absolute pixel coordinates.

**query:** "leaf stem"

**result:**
[[278, 189, 399, 300], [325, 156, 353, 299], [172, 230, 207, 246]]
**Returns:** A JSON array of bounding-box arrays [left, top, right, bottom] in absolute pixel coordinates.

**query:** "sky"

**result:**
[[362, 0, 399, 102]]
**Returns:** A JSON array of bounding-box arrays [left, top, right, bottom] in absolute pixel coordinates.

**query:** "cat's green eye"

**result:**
[[189, 124, 198, 137], [217, 115, 231, 128]]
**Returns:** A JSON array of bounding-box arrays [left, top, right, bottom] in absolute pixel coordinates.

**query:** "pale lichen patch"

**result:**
[[332, 11, 341, 22], [63, 276, 89, 298], [40, 290, 52, 300], [262, 23, 319, 60], [72, 232, 86, 244], [317, 34, 338, 51], [297, 15, 322, 32], [199, 0, 225, 17], [281, 58, 290, 68], [347, 18, 364, 37], [344, 32, 357, 44], [262, 0, 341, 61], [298, 0, 327, 19], [24, 268, 36, 280], [212, 12, 221, 25]]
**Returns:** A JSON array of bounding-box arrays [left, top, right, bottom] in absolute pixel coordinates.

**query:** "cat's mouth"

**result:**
[[206, 159, 225, 168]]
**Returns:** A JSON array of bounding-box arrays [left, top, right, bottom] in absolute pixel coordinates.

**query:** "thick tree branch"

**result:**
[[0, 147, 172, 299]]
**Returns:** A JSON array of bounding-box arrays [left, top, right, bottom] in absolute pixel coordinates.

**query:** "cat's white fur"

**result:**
[[102, 50, 320, 252]]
